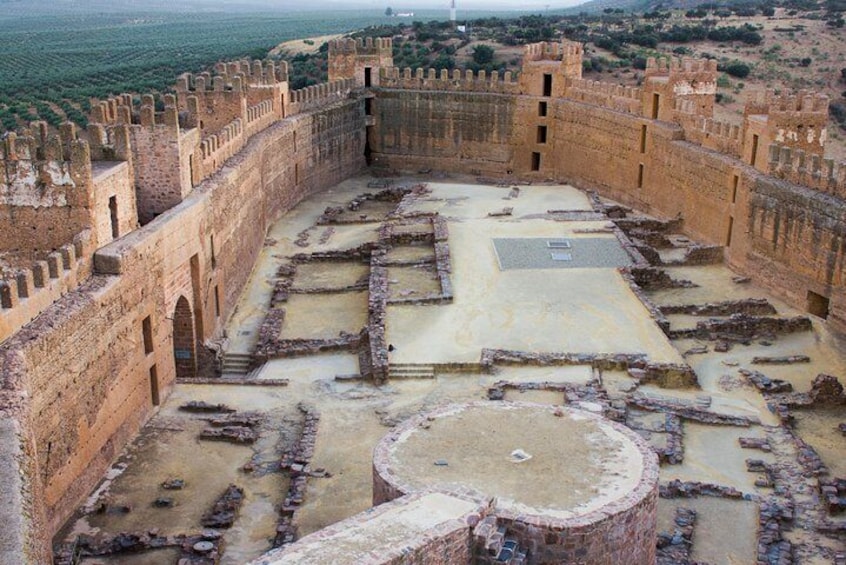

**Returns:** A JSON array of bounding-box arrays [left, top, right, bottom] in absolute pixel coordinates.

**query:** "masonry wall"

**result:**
[[0, 97, 365, 556], [0, 144, 94, 260], [129, 124, 196, 224], [746, 175, 846, 327], [91, 161, 138, 245], [371, 90, 516, 175]]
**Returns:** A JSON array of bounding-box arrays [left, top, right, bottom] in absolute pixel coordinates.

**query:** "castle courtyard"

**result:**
[[54, 176, 846, 564]]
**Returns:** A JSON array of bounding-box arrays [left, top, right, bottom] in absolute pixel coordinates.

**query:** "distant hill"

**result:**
[[565, 0, 780, 13]]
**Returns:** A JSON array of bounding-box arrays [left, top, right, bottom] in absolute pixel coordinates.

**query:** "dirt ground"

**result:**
[[57, 174, 846, 564]]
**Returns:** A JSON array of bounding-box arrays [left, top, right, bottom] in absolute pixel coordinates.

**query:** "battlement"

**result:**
[[329, 37, 393, 55], [745, 89, 829, 116], [675, 101, 743, 157], [200, 118, 243, 173], [523, 40, 583, 64], [564, 78, 642, 115], [1, 125, 93, 212], [379, 67, 520, 94], [287, 78, 356, 114], [0, 122, 84, 162], [768, 143, 846, 199], [91, 94, 182, 129], [90, 95, 133, 126], [645, 56, 718, 78], [0, 230, 91, 315], [176, 59, 289, 93]]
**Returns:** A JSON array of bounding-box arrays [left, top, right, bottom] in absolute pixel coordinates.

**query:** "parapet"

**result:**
[[745, 89, 830, 117], [768, 143, 846, 199], [0, 231, 92, 341], [645, 56, 718, 79], [176, 59, 289, 92], [564, 77, 642, 115], [379, 67, 520, 95], [0, 124, 93, 209], [328, 37, 393, 56], [523, 40, 583, 63], [675, 103, 743, 157], [90, 94, 181, 129], [288, 79, 356, 114], [0, 121, 87, 163]]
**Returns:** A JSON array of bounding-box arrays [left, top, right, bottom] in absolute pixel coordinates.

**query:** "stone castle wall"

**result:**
[[0, 96, 364, 558], [371, 90, 516, 175]]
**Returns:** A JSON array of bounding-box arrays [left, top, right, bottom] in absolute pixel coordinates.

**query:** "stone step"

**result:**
[[223, 352, 253, 361], [221, 352, 254, 376], [388, 365, 436, 379], [222, 358, 251, 367]]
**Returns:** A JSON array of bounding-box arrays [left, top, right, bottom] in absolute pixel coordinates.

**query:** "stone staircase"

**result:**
[[387, 363, 435, 379], [220, 352, 253, 377]]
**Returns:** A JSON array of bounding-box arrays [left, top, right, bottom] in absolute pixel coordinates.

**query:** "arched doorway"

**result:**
[[172, 296, 196, 378]]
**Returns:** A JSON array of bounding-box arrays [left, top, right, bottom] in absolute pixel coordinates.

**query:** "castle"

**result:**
[[0, 36, 844, 562]]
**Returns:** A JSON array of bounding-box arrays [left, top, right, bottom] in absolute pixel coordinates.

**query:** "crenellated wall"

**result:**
[[0, 125, 95, 258], [0, 90, 365, 559]]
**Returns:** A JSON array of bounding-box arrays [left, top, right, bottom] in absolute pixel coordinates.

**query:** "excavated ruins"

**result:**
[[53, 177, 846, 564]]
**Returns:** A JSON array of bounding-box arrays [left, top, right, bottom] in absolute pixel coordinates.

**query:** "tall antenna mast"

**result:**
[[450, 0, 456, 22]]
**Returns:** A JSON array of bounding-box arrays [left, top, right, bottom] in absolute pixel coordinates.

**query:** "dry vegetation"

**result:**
[[279, 3, 845, 159]]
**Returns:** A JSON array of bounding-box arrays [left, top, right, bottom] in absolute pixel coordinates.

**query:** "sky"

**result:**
[[39, 0, 590, 12]]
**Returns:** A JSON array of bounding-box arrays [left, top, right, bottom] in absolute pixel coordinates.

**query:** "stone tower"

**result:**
[[642, 57, 718, 122], [743, 90, 830, 171], [328, 38, 394, 88], [519, 40, 583, 98]]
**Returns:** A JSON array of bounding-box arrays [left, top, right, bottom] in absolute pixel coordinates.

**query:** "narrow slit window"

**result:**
[[109, 195, 119, 239], [142, 316, 154, 355]]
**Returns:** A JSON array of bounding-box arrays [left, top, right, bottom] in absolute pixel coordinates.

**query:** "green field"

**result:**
[[0, 11, 392, 129]]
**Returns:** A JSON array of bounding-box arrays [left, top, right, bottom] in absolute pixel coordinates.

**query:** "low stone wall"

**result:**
[[248, 492, 484, 565], [372, 402, 659, 565]]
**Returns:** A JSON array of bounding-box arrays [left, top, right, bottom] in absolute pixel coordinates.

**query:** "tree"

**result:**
[[385, 6, 393, 16], [472, 44, 495, 65], [723, 61, 751, 78]]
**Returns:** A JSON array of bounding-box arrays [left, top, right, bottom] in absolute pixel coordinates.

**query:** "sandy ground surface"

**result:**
[[386, 216, 682, 366], [59, 175, 846, 563], [388, 404, 644, 518]]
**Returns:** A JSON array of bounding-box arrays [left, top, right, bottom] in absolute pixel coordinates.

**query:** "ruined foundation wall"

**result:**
[[370, 90, 515, 175], [0, 98, 365, 554]]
